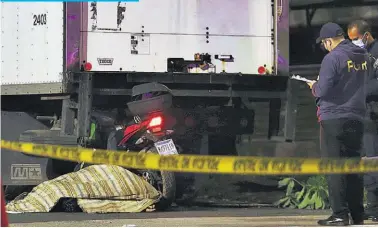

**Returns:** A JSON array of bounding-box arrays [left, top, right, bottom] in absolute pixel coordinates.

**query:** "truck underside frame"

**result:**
[[64, 72, 299, 144], [2, 72, 299, 186]]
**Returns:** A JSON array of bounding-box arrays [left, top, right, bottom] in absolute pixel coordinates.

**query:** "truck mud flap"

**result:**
[[1, 112, 77, 186], [2, 111, 48, 186]]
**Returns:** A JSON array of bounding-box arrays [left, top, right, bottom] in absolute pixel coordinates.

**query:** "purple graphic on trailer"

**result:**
[[66, 3, 82, 71], [277, 0, 289, 75]]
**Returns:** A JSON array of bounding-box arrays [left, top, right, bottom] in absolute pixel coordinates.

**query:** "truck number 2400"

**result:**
[[33, 14, 47, 26]]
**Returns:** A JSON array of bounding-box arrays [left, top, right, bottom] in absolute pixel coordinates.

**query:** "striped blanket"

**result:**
[[6, 165, 161, 213]]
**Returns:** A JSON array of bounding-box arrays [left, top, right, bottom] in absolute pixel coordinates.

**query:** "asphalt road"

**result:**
[[8, 207, 378, 227], [7, 207, 330, 227]]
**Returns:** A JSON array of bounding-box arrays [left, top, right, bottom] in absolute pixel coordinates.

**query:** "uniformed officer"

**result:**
[[348, 19, 378, 222], [307, 22, 369, 226]]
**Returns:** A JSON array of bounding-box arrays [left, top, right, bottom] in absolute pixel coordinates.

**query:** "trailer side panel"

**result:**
[[1, 3, 64, 87], [83, 0, 276, 74]]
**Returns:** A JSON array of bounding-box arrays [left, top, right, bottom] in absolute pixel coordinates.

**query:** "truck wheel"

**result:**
[[4, 185, 34, 201]]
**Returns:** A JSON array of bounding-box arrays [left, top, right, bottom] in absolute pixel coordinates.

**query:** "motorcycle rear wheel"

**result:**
[[106, 131, 176, 211], [140, 146, 176, 211]]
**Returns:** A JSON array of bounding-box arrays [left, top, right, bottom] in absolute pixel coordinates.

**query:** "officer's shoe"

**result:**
[[372, 216, 378, 222], [350, 214, 364, 225], [317, 215, 349, 226], [351, 218, 364, 225]]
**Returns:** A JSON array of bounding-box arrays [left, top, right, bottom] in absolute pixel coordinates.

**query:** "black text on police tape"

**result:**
[[31, 144, 80, 161], [92, 150, 146, 167], [233, 158, 304, 173], [159, 156, 220, 170], [318, 158, 378, 173], [2, 141, 22, 151]]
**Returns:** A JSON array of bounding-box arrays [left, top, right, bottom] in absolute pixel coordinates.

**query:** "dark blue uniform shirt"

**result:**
[[366, 39, 378, 100], [312, 40, 369, 121]]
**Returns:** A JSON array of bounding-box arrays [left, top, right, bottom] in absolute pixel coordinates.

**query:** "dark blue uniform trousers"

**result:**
[[363, 105, 378, 214], [320, 118, 365, 220]]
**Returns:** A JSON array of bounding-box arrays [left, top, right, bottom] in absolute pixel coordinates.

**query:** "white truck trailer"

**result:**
[[1, 0, 296, 188]]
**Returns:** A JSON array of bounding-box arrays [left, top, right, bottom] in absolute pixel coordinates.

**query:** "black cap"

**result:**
[[316, 22, 345, 43]]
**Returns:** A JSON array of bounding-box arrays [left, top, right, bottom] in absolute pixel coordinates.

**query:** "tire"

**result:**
[[147, 147, 176, 211], [4, 185, 34, 201], [156, 170, 176, 210]]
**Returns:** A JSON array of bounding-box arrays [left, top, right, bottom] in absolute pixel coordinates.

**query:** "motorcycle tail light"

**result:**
[[148, 116, 163, 128]]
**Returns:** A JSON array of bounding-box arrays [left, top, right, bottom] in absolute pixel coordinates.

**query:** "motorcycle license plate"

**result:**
[[154, 139, 178, 156]]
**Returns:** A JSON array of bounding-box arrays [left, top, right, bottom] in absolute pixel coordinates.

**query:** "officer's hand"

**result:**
[[307, 80, 316, 89]]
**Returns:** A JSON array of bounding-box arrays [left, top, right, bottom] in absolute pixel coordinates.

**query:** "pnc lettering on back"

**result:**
[[347, 60, 368, 72]]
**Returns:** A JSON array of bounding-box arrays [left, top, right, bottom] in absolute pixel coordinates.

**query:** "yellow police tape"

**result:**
[[1, 140, 378, 175]]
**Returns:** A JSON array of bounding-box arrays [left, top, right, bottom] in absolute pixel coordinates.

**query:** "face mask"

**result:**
[[352, 39, 365, 48], [352, 33, 368, 48], [321, 40, 332, 52], [320, 43, 327, 52]]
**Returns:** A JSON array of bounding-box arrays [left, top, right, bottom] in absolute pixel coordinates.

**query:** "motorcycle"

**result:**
[[79, 82, 179, 211]]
